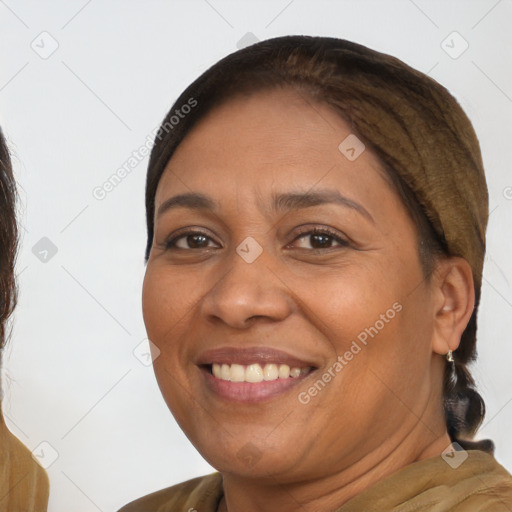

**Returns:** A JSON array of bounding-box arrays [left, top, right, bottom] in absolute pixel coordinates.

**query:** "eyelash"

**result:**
[[293, 227, 350, 250], [164, 227, 349, 251]]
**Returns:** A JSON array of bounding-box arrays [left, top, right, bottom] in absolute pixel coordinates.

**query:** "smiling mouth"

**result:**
[[197, 347, 318, 402], [206, 362, 314, 383]]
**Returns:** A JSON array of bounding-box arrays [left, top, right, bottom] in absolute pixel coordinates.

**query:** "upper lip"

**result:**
[[196, 346, 317, 368]]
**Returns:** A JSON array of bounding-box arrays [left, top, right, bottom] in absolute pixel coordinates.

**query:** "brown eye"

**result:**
[[291, 228, 349, 250], [165, 231, 218, 250]]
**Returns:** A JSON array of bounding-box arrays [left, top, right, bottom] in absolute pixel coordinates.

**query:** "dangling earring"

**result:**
[[446, 350, 454, 362]]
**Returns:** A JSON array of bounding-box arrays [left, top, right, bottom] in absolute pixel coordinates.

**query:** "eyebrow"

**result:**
[[157, 189, 374, 224]]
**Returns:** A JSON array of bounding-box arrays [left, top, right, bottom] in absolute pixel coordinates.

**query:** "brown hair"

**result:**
[[0, 128, 19, 358], [144, 35, 490, 450]]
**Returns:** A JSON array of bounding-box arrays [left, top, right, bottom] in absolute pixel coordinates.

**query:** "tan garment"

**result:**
[[118, 450, 512, 512], [0, 406, 49, 511]]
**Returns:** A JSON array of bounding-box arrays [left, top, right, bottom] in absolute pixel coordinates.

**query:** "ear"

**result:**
[[431, 257, 475, 357]]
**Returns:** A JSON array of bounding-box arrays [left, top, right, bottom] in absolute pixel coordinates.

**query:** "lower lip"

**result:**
[[200, 367, 313, 403]]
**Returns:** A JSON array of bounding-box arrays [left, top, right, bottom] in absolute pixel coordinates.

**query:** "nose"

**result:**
[[200, 246, 294, 329]]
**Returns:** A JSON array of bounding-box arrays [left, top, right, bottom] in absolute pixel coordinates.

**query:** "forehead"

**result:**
[[155, 88, 391, 202]]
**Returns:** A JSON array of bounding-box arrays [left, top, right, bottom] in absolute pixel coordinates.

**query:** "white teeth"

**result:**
[[221, 364, 231, 380], [230, 364, 245, 382], [278, 364, 290, 379], [211, 363, 307, 382], [263, 363, 279, 381], [290, 367, 301, 378], [245, 364, 264, 383]]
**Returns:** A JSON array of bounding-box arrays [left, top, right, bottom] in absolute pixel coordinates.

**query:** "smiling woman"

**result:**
[[118, 36, 512, 512]]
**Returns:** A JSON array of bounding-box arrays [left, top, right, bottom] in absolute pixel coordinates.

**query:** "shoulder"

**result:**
[[338, 449, 512, 511], [117, 472, 223, 512], [451, 450, 512, 510], [0, 408, 50, 510], [409, 450, 512, 510]]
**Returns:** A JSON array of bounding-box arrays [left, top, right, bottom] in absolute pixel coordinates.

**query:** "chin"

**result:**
[[194, 430, 304, 478]]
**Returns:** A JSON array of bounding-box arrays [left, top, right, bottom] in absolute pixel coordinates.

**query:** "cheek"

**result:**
[[142, 264, 197, 341], [141, 267, 167, 341], [306, 254, 429, 384], [141, 265, 198, 420], [306, 262, 402, 340], [141, 265, 188, 367]]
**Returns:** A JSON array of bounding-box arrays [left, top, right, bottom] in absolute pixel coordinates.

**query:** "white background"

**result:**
[[1, 1, 511, 510]]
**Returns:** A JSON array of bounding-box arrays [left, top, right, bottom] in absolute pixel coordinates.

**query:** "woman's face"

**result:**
[[142, 88, 442, 482]]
